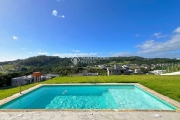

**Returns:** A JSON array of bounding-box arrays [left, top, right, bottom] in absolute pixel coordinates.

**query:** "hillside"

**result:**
[[0, 55, 179, 74]]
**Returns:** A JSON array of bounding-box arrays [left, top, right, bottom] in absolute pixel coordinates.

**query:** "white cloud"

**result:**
[[72, 49, 80, 52], [156, 35, 168, 38], [58, 15, 65, 18], [111, 51, 180, 58], [36, 52, 49, 55], [52, 10, 58, 16], [135, 34, 141, 37], [111, 27, 180, 58], [137, 27, 180, 53], [153, 32, 167, 38], [29, 52, 32, 54], [21, 48, 27, 50], [154, 32, 161, 37], [13, 36, 18, 40], [52, 52, 97, 58], [173, 27, 180, 33]]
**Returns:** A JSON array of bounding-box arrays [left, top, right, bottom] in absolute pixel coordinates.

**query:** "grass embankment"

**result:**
[[0, 75, 180, 102]]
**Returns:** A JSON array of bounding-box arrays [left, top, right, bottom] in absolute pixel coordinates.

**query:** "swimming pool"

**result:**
[[0, 85, 178, 110]]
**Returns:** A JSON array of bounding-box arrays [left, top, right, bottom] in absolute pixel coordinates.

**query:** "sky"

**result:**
[[0, 0, 180, 62]]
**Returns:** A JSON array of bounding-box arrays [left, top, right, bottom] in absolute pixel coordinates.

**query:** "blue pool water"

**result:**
[[0, 85, 177, 110]]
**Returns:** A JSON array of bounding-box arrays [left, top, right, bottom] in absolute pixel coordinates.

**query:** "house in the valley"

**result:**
[[134, 69, 142, 74], [32, 72, 42, 82], [11, 76, 32, 87], [11, 72, 56, 87], [148, 70, 166, 75], [82, 70, 98, 76], [107, 64, 133, 76]]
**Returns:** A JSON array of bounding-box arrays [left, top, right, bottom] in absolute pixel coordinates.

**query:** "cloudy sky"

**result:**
[[0, 0, 180, 61]]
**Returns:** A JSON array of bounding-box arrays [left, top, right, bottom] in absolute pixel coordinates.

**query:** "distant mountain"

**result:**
[[1, 55, 179, 66], [0, 55, 71, 67], [22, 56, 66, 66], [0, 55, 179, 71]]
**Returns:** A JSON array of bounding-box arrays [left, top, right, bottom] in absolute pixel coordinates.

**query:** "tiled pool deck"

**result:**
[[0, 111, 180, 120]]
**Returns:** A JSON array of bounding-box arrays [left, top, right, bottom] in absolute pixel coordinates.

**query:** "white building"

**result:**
[[153, 70, 166, 75], [98, 65, 107, 69], [134, 69, 142, 74], [148, 70, 166, 75], [11, 76, 32, 87], [82, 70, 98, 76], [107, 64, 133, 76]]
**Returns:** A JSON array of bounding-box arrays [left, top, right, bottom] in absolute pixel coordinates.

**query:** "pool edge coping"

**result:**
[[0, 83, 180, 112]]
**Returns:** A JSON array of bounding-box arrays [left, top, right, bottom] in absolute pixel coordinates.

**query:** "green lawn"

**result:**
[[0, 75, 180, 102], [2, 65, 15, 71]]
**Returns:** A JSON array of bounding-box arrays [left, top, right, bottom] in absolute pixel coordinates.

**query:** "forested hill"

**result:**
[[0, 55, 179, 77], [0, 56, 179, 67], [22, 56, 70, 67], [0, 56, 71, 67]]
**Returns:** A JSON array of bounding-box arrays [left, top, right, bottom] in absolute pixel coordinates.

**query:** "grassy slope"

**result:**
[[2, 65, 15, 70], [0, 66, 6, 74], [0, 75, 180, 102], [0, 71, 5, 74]]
